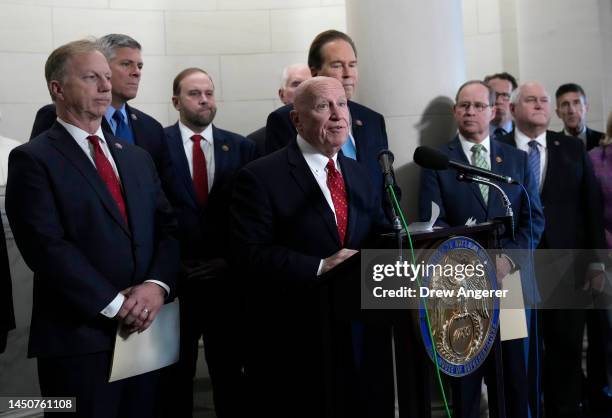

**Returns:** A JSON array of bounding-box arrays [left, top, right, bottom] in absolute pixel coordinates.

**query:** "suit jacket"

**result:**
[[230, 139, 384, 416], [499, 130, 605, 251], [164, 123, 256, 261], [6, 122, 179, 358], [265, 101, 390, 215], [558, 127, 605, 152], [0, 225, 14, 335], [246, 126, 266, 158], [30, 103, 175, 200], [419, 136, 545, 303]]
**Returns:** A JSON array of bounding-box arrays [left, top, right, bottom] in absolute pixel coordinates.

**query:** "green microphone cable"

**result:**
[[387, 184, 452, 418]]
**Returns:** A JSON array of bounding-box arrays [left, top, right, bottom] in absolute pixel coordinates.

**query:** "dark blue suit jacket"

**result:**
[[0, 225, 14, 335], [165, 123, 256, 261], [30, 103, 175, 200], [499, 130, 605, 251], [6, 122, 179, 358], [419, 136, 545, 303], [264, 101, 390, 207]]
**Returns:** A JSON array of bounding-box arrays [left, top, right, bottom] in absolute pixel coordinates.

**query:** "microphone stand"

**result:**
[[385, 184, 404, 260], [456, 173, 515, 241]]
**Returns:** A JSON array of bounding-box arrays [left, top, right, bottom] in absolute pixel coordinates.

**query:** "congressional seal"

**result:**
[[418, 236, 500, 377]]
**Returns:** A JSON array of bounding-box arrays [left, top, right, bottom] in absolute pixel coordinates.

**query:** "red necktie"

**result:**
[[191, 134, 209, 206], [326, 158, 348, 246], [87, 135, 127, 223]]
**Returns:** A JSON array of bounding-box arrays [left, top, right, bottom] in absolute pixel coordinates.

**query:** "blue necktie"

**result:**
[[342, 134, 357, 160], [528, 140, 541, 191], [493, 127, 506, 139], [112, 110, 134, 144]]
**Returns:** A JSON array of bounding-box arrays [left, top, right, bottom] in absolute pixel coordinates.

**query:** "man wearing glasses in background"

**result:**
[[485, 72, 518, 140]]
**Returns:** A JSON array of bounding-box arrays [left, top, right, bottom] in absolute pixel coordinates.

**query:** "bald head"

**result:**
[[510, 81, 551, 138], [278, 63, 311, 105], [290, 77, 350, 157]]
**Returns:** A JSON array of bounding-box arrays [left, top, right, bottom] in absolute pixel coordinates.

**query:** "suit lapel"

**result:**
[[106, 136, 137, 237], [541, 131, 561, 202], [448, 137, 487, 211], [339, 154, 364, 248], [287, 142, 340, 245], [125, 105, 142, 145], [48, 124, 130, 236], [166, 123, 199, 209], [487, 140, 506, 214], [212, 125, 228, 191]]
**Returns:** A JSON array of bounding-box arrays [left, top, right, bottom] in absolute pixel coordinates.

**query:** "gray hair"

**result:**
[[280, 63, 310, 89], [510, 82, 551, 105], [96, 34, 141, 61]]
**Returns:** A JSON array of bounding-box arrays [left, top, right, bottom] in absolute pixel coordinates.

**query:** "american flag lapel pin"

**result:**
[[355, 119, 363, 127], [115, 143, 123, 149], [131, 113, 137, 121], [495, 156, 502, 163]]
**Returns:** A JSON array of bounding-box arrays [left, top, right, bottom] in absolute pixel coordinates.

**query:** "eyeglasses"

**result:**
[[456, 102, 491, 112]]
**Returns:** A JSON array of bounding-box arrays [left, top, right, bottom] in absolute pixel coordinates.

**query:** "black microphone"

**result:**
[[413, 145, 518, 184], [378, 149, 396, 187]]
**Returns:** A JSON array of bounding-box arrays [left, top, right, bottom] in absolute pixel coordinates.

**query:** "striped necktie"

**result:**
[[528, 140, 541, 191], [471, 143, 489, 203]]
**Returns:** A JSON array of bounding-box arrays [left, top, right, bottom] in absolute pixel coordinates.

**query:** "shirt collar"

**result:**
[[515, 128, 547, 149], [105, 103, 128, 124], [296, 135, 339, 174], [458, 133, 491, 158], [56, 117, 106, 145], [564, 126, 587, 140], [179, 121, 214, 146]]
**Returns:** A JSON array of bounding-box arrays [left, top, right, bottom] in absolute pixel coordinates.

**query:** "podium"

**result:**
[[319, 220, 508, 418]]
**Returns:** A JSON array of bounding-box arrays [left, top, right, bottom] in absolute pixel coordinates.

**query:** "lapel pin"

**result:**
[[355, 119, 363, 127], [222, 144, 229, 152], [554, 140, 560, 146], [131, 113, 137, 121], [115, 143, 123, 149], [495, 156, 502, 163]]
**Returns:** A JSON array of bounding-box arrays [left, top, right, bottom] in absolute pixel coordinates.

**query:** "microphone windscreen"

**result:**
[[378, 149, 394, 164], [413, 146, 449, 170]]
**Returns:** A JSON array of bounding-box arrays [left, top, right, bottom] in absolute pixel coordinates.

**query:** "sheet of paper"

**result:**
[[499, 271, 528, 341], [407, 201, 440, 232], [109, 299, 180, 382]]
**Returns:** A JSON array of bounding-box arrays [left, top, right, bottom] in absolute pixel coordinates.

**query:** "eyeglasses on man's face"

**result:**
[[456, 102, 491, 112]]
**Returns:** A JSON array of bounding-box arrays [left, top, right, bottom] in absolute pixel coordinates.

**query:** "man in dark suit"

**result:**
[[499, 81, 606, 418], [555, 83, 605, 151], [0, 225, 14, 354], [164, 68, 255, 418], [419, 80, 545, 418], [29, 34, 174, 197], [6, 39, 179, 418], [232, 76, 391, 418], [247, 63, 311, 156], [484, 72, 518, 139], [556, 81, 611, 413], [264, 31, 389, 196]]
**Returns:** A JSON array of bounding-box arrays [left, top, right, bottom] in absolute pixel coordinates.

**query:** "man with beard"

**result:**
[[163, 68, 255, 417]]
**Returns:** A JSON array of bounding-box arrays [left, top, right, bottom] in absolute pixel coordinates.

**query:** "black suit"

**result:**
[[499, 130, 605, 417], [7, 122, 179, 417], [29, 104, 175, 200], [163, 123, 255, 418], [0, 225, 15, 354], [231, 140, 392, 418], [246, 126, 266, 157], [559, 127, 605, 152]]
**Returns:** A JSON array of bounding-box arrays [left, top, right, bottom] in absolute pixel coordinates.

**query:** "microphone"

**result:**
[[378, 149, 396, 187], [413, 145, 518, 184]]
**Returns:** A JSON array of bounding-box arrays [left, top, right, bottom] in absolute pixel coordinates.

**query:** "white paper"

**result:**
[[407, 202, 440, 232], [109, 299, 180, 382], [499, 271, 528, 341]]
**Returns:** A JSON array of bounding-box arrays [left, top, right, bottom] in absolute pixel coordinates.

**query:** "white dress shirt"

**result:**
[[514, 129, 547, 190], [458, 133, 492, 169], [179, 122, 215, 192], [296, 135, 343, 275], [56, 118, 169, 318]]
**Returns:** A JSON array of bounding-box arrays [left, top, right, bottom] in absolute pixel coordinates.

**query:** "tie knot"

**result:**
[[326, 159, 336, 171], [494, 127, 506, 137], [87, 135, 101, 145], [528, 140, 539, 150], [471, 143, 485, 154], [191, 134, 203, 144], [112, 110, 124, 123]]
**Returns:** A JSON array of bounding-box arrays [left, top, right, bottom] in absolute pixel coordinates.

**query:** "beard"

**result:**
[[184, 106, 217, 129]]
